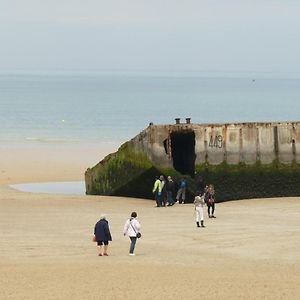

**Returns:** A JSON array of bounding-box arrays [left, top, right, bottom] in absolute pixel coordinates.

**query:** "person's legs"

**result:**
[[195, 208, 200, 227], [181, 188, 186, 204], [161, 192, 166, 206], [200, 207, 205, 227], [155, 192, 161, 207], [208, 205, 211, 217], [211, 203, 216, 217], [158, 192, 162, 207], [129, 237, 137, 254], [200, 207, 204, 222], [97, 241, 103, 256], [166, 191, 170, 205], [167, 191, 174, 205], [176, 188, 182, 203], [171, 192, 175, 205], [103, 241, 109, 255]]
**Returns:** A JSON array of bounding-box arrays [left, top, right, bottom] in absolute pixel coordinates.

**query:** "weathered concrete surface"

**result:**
[[85, 121, 300, 202]]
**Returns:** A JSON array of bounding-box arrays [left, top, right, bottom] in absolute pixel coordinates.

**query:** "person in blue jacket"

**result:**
[[176, 177, 187, 204], [94, 214, 112, 256]]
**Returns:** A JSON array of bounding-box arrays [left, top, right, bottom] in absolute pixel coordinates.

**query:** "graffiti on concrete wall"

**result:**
[[209, 135, 223, 148]]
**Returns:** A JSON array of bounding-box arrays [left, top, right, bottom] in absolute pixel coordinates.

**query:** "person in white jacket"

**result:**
[[123, 212, 141, 256], [194, 193, 206, 228]]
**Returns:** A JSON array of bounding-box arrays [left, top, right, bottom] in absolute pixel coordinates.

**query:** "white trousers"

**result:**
[[195, 206, 204, 222]]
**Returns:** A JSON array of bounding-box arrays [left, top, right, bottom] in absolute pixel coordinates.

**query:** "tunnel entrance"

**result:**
[[170, 131, 196, 178]]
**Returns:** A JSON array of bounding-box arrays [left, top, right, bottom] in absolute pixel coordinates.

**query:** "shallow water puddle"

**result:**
[[10, 181, 85, 195]]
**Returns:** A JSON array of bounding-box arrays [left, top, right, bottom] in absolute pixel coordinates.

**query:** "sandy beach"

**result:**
[[1, 143, 300, 300]]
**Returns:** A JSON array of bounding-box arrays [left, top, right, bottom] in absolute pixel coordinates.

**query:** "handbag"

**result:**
[[130, 221, 142, 238]]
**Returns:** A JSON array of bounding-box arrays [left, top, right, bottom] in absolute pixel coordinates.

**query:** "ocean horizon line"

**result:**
[[1, 69, 300, 79]]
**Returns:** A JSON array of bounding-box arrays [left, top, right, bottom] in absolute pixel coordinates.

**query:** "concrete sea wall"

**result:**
[[85, 121, 300, 202], [131, 121, 300, 166]]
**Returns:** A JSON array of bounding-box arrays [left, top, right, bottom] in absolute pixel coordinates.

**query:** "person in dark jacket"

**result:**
[[94, 214, 112, 256], [166, 175, 175, 206], [205, 184, 216, 218]]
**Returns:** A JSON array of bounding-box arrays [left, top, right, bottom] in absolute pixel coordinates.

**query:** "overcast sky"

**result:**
[[0, 0, 299, 74]]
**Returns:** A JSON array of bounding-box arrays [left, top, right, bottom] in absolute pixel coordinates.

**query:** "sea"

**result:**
[[1, 71, 300, 146]]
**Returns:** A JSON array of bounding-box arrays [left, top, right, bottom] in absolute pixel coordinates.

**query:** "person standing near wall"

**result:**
[[166, 175, 175, 206], [160, 175, 167, 207], [176, 177, 187, 204], [194, 193, 206, 228], [205, 184, 216, 218], [152, 176, 162, 207], [123, 212, 141, 256], [94, 214, 112, 256]]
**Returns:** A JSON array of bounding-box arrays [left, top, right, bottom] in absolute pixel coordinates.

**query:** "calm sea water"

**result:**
[[1, 72, 300, 145]]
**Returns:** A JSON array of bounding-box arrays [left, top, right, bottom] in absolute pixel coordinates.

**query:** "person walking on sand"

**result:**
[[205, 184, 216, 218], [194, 193, 206, 228], [152, 176, 162, 207], [94, 214, 112, 256], [123, 212, 141, 256]]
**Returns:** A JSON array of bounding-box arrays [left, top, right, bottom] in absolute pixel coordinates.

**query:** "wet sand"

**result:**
[[0, 144, 299, 299]]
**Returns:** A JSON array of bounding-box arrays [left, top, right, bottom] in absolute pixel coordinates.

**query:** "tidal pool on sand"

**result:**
[[10, 181, 86, 195]]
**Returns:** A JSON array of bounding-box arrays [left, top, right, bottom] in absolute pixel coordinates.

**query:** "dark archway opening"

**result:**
[[171, 131, 196, 178]]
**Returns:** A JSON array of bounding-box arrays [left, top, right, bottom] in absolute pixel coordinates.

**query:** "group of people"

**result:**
[[93, 211, 141, 256], [152, 175, 188, 207], [152, 174, 217, 228], [93, 177, 216, 256], [194, 183, 216, 228]]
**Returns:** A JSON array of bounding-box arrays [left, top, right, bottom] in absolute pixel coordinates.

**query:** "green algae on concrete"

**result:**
[[85, 142, 193, 200], [85, 142, 153, 197], [195, 161, 300, 202]]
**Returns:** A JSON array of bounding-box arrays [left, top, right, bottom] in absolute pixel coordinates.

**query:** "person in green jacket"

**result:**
[[152, 175, 162, 207]]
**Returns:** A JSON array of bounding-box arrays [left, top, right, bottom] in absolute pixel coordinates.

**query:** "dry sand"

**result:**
[[0, 143, 300, 299]]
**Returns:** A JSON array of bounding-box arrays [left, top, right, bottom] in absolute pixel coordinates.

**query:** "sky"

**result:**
[[0, 0, 299, 74]]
